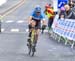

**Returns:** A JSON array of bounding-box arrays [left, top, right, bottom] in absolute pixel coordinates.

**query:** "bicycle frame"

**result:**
[[31, 28, 35, 44], [28, 28, 37, 56]]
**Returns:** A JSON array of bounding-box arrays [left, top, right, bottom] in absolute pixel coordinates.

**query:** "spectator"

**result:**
[[72, 5, 75, 13], [44, 3, 55, 29], [64, 4, 75, 19], [69, 2, 74, 8], [59, 6, 65, 19]]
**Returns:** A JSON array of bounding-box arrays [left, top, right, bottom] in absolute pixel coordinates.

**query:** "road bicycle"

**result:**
[[27, 28, 37, 56]]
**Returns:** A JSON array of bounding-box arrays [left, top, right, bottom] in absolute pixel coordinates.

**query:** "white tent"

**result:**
[[0, 0, 7, 6]]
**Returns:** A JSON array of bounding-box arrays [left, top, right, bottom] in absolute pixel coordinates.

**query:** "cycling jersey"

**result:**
[[30, 10, 45, 21]]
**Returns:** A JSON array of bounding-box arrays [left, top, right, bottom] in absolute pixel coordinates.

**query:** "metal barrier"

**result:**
[[0, 15, 2, 33], [48, 15, 75, 49], [0, 20, 1, 32], [48, 28, 75, 49]]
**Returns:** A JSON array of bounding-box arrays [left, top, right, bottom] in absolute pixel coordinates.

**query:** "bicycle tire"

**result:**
[[32, 51, 35, 56], [27, 40, 32, 55], [28, 44, 32, 55], [31, 46, 35, 56], [29, 29, 37, 56]]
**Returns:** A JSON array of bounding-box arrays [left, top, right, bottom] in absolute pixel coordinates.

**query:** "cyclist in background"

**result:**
[[27, 5, 46, 47]]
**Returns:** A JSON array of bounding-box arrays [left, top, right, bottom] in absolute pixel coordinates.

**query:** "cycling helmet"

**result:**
[[35, 5, 41, 12]]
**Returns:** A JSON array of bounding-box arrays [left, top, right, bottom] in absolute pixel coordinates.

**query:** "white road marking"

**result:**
[[26, 29, 48, 32], [1, 28, 4, 32], [17, 20, 24, 23], [1, 28, 48, 33], [11, 29, 19, 32], [5, 20, 14, 23]]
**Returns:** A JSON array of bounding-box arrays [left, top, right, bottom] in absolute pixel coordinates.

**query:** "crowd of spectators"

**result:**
[[59, 4, 75, 19], [44, 1, 75, 30], [45, 1, 75, 46]]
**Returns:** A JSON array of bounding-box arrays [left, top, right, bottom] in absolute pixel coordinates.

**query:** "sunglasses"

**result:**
[[36, 12, 40, 13]]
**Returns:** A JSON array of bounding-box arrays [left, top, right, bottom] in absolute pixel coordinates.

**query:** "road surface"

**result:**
[[0, 0, 75, 61]]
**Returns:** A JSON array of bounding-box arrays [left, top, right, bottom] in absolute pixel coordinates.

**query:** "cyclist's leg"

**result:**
[[28, 20, 36, 37], [36, 29, 40, 41], [34, 21, 41, 45], [27, 25, 32, 44], [27, 20, 36, 46]]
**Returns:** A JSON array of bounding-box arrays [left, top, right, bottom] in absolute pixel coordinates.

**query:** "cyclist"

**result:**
[[27, 5, 46, 48]]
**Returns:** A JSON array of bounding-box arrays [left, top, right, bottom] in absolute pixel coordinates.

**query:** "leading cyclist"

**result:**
[[27, 5, 46, 47]]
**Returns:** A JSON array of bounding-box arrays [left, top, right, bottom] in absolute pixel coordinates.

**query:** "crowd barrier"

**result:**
[[49, 15, 75, 48]]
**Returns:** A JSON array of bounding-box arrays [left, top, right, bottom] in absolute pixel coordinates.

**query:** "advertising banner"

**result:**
[[52, 16, 75, 40]]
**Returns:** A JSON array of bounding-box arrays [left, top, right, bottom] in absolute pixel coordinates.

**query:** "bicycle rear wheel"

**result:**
[[31, 45, 36, 56], [27, 40, 32, 55], [31, 36, 37, 56], [32, 51, 35, 56], [31, 29, 37, 56], [28, 45, 31, 55]]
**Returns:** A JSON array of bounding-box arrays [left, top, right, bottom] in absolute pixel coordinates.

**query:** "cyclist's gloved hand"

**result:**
[[28, 24, 32, 29]]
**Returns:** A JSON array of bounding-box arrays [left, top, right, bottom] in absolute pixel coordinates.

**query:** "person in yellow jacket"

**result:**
[[44, 4, 55, 30]]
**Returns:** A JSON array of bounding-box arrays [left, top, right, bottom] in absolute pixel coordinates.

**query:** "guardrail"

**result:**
[[48, 15, 75, 49]]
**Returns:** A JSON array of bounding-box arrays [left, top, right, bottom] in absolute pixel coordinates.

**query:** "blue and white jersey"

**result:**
[[30, 10, 45, 21]]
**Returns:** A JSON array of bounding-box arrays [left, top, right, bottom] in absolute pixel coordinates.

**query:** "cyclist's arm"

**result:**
[[28, 16, 33, 24], [28, 10, 34, 24]]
